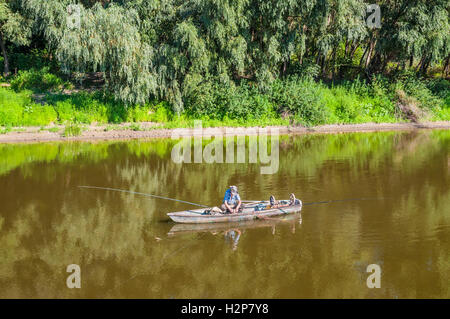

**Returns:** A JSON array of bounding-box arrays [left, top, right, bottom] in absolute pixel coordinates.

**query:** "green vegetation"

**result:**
[[0, 87, 58, 126], [0, 1, 449, 130], [10, 67, 72, 92], [63, 124, 83, 137], [47, 127, 60, 133], [1, 74, 448, 130]]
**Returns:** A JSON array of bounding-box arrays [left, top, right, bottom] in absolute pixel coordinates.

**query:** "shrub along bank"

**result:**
[[0, 70, 449, 129]]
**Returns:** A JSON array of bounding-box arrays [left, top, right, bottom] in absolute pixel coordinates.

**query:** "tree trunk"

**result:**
[[331, 46, 337, 80], [320, 55, 326, 77], [365, 39, 376, 69], [349, 44, 359, 60], [359, 44, 369, 67], [0, 32, 10, 77], [416, 55, 426, 73], [443, 55, 449, 77], [422, 56, 431, 76]]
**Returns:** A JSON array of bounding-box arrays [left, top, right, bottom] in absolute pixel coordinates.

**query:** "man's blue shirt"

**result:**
[[223, 189, 240, 205]]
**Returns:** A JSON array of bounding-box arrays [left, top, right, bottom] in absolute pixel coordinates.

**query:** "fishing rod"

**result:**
[[302, 197, 385, 206], [78, 186, 209, 208], [79, 186, 384, 210]]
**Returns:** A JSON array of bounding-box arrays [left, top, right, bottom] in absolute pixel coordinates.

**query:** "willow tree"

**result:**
[[18, 0, 450, 110], [299, 0, 368, 77], [23, 0, 156, 105], [0, 0, 31, 76], [364, 0, 450, 75]]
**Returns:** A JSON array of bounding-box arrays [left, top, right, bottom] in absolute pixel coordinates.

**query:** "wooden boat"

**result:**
[[167, 199, 302, 224]]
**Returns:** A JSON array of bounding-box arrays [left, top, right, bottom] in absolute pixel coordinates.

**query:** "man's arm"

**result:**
[[235, 199, 242, 212], [224, 202, 232, 212], [233, 194, 241, 213]]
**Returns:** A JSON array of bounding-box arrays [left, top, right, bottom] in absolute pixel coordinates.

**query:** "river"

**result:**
[[0, 129, 449, 298]]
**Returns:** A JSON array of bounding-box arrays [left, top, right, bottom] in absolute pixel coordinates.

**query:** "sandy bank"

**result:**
[[0, 121, 449, 143]]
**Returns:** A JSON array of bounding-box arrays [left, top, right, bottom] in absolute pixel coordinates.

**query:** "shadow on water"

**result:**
[[168, 213, 303, 251]]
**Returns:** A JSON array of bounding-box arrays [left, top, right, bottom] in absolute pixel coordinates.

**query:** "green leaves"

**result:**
[[13, 0, 450, 113]]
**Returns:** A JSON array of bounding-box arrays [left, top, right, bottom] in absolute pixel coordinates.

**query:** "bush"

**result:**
[[0, 88, 58, 126], [49, 92, 109, 124], [268, 77, 329, 126], [2, 70, 448, 129], [148, 102, 174, 122], [10, 67, 71, 92], [225, 83, 276, 121], [184, 81, 224, 119], [391, 72, 447, 111], [184, 81, 277, 122], [323, 87, 362, 123], [63, 124, 83, 137], [21, 104, 58, 126], [0, 88, 27, 126], [9, 49, 58, 73]]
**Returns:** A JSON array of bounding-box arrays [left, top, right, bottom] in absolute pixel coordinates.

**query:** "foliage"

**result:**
[[0, 0, 32, 75], [0, 87, 57, 126], [1, 73, 448, 128], [16, 0, 449, 111], [268, 77, 329, 125], [185, 81, 278, 123], [9, 49, 57, 72], [63, 124, 83, 136], [10, 67, 71, 92]]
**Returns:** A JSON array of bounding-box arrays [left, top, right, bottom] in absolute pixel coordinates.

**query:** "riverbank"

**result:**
[[1, 121, 449, 143]]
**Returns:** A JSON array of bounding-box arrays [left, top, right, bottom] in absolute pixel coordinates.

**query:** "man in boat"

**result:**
[[221, 186, 243, 214]]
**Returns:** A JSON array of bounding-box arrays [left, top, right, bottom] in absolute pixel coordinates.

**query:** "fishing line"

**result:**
[[78, 186, 209, 208], [303, 197, 387, 206], [79, 186, 385, 211]]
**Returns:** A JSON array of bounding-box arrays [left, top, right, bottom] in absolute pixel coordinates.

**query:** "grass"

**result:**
[[10, 67, 73, 92], [63, 124, 83, 137], [0, 127, 11, 134], [47, 127, 61, 133], [129, 123, 142, 131], [0, 127, 28, 134], [1, 74, 449, 131]]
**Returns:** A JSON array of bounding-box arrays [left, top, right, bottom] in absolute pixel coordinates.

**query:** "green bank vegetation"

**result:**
[[0, 1, 449, 130], [1, 74, 449, 130]]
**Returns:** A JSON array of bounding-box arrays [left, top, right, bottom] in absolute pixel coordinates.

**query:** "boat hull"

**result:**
[[167, 200, 302, 224]]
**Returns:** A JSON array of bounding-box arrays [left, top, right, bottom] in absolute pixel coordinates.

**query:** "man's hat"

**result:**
[[229, 185, 238, 193]]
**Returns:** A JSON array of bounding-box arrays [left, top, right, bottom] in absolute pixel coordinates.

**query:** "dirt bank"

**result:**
[[0, 121, 449, 143]]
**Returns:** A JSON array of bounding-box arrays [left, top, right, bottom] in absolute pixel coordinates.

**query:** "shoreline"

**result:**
[[0, 121, 449, 144]]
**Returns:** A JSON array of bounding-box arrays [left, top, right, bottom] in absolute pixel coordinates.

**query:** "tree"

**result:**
[[365, 0, 450, 75], [0, 0, 31, 76], [17, 0, 450, 109]]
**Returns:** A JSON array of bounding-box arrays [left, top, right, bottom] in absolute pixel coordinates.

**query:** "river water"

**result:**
[[0, 129, 449, 298]]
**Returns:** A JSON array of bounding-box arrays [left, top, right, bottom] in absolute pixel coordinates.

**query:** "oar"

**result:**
[[78, 186, 209, 208]]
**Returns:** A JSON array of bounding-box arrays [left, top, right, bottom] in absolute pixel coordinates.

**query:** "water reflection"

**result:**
[[224, 229, 241, 251], [168, 213, 303, 251], [0, 130, 449, 298]]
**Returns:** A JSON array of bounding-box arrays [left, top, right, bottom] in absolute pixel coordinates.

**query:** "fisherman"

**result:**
[[221, 186, 243, 214]]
